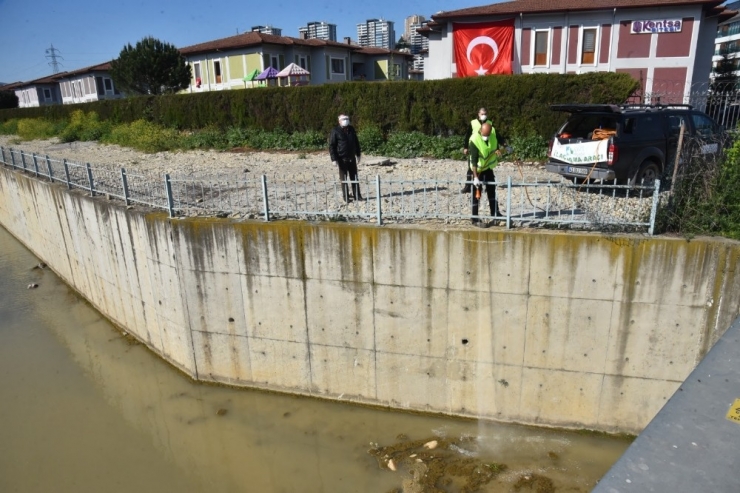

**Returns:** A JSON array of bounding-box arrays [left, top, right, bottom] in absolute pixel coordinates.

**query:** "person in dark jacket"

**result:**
[[329, 114, 362, 202]]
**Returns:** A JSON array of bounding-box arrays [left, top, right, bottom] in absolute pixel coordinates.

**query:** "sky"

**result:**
[[0, 0, 496, 84]]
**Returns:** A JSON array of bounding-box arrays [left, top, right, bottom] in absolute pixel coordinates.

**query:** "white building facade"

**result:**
[[299, 22, 337, 41], [357, 19, 396, 49], [713, 0, 740, 80]]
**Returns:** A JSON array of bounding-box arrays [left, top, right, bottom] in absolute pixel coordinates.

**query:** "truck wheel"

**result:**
[[631, 161, 660, 188]]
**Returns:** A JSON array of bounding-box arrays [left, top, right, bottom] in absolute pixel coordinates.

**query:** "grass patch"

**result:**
[[2, 112, 548, 162]]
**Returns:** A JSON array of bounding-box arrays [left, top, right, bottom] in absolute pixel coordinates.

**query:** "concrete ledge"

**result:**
[[1, 166, 740, 434], [593, 316, 740, 492]]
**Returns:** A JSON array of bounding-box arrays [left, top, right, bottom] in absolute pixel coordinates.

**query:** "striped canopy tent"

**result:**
[[242, 68, 261, 88], [276, 63, 310, 87]]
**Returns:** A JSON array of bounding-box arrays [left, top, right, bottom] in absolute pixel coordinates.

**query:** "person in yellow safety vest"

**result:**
[[461, 107, 494, 193], [469, 122, 503, 226]]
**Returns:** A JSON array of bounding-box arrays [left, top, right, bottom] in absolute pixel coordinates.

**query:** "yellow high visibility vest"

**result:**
[[469, 132, 499, 172]]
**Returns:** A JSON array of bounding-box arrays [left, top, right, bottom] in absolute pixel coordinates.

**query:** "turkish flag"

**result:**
[[453, 19, 514, 77]]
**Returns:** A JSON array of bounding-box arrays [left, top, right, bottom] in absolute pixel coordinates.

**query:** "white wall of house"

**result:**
[[15, 88, 40, 108], [59, 73, 121, 105], [15, 85, 59, 108], [321, 47, 353, 84], [425, 30, 453, 80]]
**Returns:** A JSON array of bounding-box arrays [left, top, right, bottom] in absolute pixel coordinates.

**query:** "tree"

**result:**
[[0, 89, 18, 109], [395, 36, 410, 51], [110, 37, 191, 95]]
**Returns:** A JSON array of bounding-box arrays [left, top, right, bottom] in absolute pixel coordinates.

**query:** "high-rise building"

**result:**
[[298, 21, 337, 41], [357, 19, 395, 49], [251, 25, 282, 36], [409, 20, 430, 71], [404, 15, 425, 41]]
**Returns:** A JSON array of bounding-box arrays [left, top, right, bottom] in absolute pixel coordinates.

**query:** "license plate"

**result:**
[[567, 166, 589, 175]]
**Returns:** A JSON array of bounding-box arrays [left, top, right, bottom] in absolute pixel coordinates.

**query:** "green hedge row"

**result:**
[[0, 73, 638, 140]]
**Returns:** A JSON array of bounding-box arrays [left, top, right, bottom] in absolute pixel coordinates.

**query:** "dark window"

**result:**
[[214, 61, 222, 83], [668, 114, 688, 137], [95, 76, 105, 96], [331, 58, 345, 74], [104, 78, 112, 91], [633, 115, 664, 139], [691, 113, 719, 138]]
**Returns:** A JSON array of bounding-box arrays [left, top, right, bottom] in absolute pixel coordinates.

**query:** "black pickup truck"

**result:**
[[545, 104, 725, 185]]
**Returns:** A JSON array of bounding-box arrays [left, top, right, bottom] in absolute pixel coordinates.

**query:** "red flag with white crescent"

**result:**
[[453, 19, 514, 77]]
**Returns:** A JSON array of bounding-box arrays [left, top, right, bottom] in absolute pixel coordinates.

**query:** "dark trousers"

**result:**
[[337, 158, 361, 202], [471, 168, 499, 220], [462, 157, 473, 190]]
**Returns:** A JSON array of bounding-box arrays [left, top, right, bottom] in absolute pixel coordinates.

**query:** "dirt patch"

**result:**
[[368, 435, 558, 493]]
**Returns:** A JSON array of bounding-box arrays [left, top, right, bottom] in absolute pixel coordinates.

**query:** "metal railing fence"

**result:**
[[0, 146, 661, 234]]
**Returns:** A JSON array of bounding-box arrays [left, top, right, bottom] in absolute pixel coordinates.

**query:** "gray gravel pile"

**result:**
[[0, 136, 660, 231]]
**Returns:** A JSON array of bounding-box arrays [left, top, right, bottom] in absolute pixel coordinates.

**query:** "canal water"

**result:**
[[0, 225, 631, 493]]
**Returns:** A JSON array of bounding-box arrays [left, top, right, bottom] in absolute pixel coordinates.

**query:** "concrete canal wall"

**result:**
[[1, 166, 739, 434]]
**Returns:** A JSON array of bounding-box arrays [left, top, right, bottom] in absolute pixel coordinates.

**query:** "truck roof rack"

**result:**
[[620, 103, 693, 111]]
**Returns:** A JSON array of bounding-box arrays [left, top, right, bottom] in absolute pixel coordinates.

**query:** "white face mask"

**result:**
[[481, 135, 489, 142], [479, 114, 488, 122], [339, 118, 350, 127]]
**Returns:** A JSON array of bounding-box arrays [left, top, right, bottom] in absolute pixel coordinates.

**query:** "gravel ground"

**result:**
[[0, 136, 660, 231]]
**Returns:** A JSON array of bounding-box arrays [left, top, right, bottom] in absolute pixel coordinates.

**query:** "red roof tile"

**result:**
[[180, 31, 353, 55], [55, 61, 113, 79], [355, 47, 414, 58], [433, 0, 725, 20]]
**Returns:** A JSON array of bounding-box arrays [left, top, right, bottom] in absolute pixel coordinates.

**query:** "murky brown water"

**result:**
[[0, 225, 631, 493]]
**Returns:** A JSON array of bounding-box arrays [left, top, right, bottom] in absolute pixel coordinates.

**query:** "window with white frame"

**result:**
[[104, 78, 113, 92], [193, 63, 202, 87], [271, 56, 279, 69], [581, 27, 598, 65], [331, 57, 345, 75], [299, 56, 307, 69], [534, 30, 549, 66], [43, 88, 51, 101], [214, 60, 222, 83], [392, 63, 401, 79]]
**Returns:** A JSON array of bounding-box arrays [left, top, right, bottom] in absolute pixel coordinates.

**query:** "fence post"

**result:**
[[670, 122, 686, 192], [20, 152, 26, 172], [0, 146, 4, 166], [376, 175, 382, 225], [63, 159, 71, 189], [45, 155, 53, 182], [10, 148, 16, 169], [86, 163, 96, 196], [261, 175, 270, 221], [121, 168, 130, 206], [32, 153, 39, 177], [165, 174, 175, 218], [648, 179, 661, 236], [506, 176, 512, 229]]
